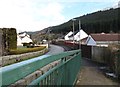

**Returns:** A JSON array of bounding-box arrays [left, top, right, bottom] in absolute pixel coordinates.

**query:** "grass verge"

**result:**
[[4, 47, 49, 66]]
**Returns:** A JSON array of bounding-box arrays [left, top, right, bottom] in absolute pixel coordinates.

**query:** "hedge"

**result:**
[[2, 28, 17, 50], [9, 46, 46, 55]]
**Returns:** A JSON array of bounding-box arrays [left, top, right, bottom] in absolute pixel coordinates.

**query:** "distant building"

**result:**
[[17, 32, 33, 46], [19, 32, 30, 38], [66, 29, 88, 41], [85, 35, 96, 46], [74, 29, 88, 41], [64, 31, 73, 40], [17, 35, 23, 46], [90, 33, 120, 47], [79, 35, 96, 46]]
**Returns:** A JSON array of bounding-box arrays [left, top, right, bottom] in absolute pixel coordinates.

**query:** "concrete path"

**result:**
[[45, 44, 64, 55], [76, 58, 119, 85]]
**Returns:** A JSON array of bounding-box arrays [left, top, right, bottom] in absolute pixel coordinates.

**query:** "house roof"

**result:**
[[74, 29, 88, 41], [85, 35, 96, 46], [21, 35, 32, 43], [64, 31, 73, 40], [66, 31, 73, 36], [68, 29, 88, 41], [19, 32, 30, 38], [17, 33, 32, 43], [91, 33, 120, 41], [68, 31, 78, 37]]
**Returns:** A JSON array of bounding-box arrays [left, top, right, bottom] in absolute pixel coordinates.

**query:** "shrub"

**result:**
[[7, 28, 17, 50], [9, 46, 46, 55], [2, 28, 17, 50], [115, 50, 120, 81], [108, 44, 120, 81]]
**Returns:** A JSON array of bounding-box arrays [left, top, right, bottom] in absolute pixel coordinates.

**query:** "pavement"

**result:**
[[76, 58, 119, 86], [45, 45, 119, 85]]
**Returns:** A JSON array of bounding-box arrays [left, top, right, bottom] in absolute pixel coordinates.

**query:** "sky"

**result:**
[[0, 0, 119, 33]]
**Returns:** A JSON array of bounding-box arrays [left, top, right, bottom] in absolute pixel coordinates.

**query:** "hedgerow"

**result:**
[[9, 46, 46, 55]]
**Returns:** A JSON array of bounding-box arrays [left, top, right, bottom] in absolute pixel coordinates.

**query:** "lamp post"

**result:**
[[72, 19, 76, 49]]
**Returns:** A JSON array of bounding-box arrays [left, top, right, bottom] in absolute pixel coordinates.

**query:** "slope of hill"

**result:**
[[25, 8, 119, 41], [51, 8, 120, 34]]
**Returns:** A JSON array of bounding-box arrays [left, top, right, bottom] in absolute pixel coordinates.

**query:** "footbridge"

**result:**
[[0, 49, 81, 86]]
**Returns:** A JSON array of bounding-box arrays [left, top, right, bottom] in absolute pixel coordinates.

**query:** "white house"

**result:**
[[19, 32, 26, 37], [74, 29, 88, 41], [17, 35, 23, 46], [17, 32, 33, 46], [65, 29, 88, 42], [85, 35, 96, 46], [21, 35, 32, 43], [64, 31, 73, 40]]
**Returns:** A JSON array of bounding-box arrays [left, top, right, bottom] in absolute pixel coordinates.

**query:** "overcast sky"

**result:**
[[0, 0, 119, 33]]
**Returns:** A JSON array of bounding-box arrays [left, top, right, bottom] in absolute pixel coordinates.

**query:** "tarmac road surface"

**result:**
[[45, 44, 65, 55]]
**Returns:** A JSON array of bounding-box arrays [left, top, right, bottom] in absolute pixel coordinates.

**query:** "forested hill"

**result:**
[[50, 8, 120, 34]]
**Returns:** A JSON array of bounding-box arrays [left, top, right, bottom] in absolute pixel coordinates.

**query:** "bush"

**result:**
[[2, 28, 17, 50], [7, 28, 17, 50], [9, 46, 46, 55], [108, 44, 120, 81], [115, 50, 120, 81]]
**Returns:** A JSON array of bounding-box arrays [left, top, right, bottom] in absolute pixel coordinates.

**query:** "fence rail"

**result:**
[[0, 50, 81, 86]]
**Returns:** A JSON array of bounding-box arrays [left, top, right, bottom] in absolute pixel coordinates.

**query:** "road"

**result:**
[[45, 44, 65, 55]]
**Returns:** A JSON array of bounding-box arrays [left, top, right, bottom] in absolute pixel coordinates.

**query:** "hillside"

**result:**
[[51, 8, 119, 34], [26, 8, 119, 42]]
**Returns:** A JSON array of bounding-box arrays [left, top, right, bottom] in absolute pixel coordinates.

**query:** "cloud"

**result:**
[[0, 0, 65, 32], [112, 0, 120, 8], [0, 0, 118, 32], [46, 0, 119, 2], [39, 2, 64, 21]]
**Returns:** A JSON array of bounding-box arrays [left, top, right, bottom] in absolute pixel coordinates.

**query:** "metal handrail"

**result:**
[[28, 52, 81, 86], [0, 50, 80, 86]]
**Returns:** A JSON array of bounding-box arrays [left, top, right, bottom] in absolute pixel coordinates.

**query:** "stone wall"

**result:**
[[0, 48, 48, 67]]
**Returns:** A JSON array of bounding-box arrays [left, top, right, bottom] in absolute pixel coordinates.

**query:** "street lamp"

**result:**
[[72, 18, 76, 49]]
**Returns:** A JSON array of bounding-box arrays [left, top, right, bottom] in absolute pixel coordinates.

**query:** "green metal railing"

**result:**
[[0, 50, 81, 86]]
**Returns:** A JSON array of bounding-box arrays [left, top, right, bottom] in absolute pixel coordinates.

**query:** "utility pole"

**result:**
[[47, 28, 51, 48], [72, 19, 76, 49], [79, 20, 81, 49]]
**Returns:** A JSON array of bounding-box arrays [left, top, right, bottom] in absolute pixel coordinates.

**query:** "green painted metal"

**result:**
[[1, 50, 81, 86], [28, 51, 81, 86]]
